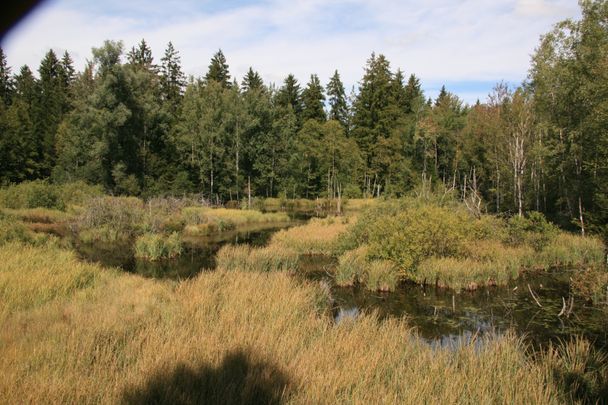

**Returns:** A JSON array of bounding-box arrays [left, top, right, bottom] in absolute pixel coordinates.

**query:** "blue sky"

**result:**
[[2, 0, 580, 103]]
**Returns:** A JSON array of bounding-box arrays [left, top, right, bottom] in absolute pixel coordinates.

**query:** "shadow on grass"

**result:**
[[123, 349, 290, 405]]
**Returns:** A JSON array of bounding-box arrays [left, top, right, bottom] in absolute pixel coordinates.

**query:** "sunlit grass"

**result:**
[[216, 244, 299, 272], [270, 217, 350, 255], [0, 242, 585, 403]]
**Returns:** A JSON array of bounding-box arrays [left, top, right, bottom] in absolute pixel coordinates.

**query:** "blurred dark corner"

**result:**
[[1, 1, 43, 42]]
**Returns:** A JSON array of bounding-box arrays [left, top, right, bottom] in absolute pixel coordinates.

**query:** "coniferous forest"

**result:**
[[1, 2, 607, 237]]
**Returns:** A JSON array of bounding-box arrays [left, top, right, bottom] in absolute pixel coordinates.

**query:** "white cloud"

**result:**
[[1, 0, 580, 103]]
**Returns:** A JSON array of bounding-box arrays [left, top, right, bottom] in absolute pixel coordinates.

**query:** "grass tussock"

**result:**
[[0, 242, 596, 403], [335, 246, 368, 287], [270, 217, 350, 255], [134, 232, 182, 261], [216, 244, 299, 272], [535, 233, 606, 269]]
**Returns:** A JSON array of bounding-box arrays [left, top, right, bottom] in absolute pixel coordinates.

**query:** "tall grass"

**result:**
[[0, 242, 596, 403], [181, 207, 290, 236], [270, 217, 350, 255], [216, 244, 299, 272], [134, 232, 183, 261], [335, 246, 368, 287]]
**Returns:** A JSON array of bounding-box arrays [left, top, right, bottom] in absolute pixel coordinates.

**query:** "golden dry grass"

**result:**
[[0, 242, 589, 404], [269, 217, 350, 255]]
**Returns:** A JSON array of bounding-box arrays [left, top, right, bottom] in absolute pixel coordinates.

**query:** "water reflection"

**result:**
[[74, 224, 290, 280]]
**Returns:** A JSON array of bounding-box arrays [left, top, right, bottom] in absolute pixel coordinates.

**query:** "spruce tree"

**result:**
[[404, 74, 423, 114], [275, 74, 302, 115], [0, 48, 13, 106], [160, 42, 185, 112], [301, 74, 326, 122], [128, 39, 155, 71], [205, 49, 231, 88], [241, 67, 264, 92], [326, 70, 348, 127]]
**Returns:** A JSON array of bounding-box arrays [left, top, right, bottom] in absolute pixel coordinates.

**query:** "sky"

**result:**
[[1, 0, 580, 104]]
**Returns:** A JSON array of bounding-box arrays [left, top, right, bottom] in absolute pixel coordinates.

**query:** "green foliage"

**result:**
[[134, 232, 182, 261], [505, 211, 558, 251], [0, 180, 99, 210]]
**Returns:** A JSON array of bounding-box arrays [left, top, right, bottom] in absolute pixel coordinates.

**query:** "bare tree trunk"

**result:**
[[579, 196, 586, 237]]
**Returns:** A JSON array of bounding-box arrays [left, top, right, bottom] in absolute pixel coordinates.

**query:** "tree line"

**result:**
[[0, 0, 607, 235]]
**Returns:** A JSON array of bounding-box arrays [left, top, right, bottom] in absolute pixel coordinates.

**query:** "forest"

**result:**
[[1, 1, 607, 237]]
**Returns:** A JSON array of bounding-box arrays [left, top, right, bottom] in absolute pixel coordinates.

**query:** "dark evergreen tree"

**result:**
[[404, 74, 423, 114], [326, 70, 348, 128], [241, 67, 264, 92], [160, 42, 185, 113], [0, 48, 13, 106], [205, 49, 231, 88], [128, 39, 155, 71], [275, 74, 302, 116], [301, 74, 326, 122]]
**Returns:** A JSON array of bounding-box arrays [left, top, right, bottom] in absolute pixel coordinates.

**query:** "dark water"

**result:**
[[74, 225, 288, 280], [330, 270, 607, 350]]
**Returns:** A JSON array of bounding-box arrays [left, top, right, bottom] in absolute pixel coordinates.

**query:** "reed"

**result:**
[[134, 232, 183, 261], [364, 260, 399, 292], [535, 233, 606, 268]]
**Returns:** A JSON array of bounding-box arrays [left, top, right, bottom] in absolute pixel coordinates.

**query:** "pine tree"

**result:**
[[205, 49, 231, 88], [0, 47, 14, 106], [241, 67, 264, 92], [326, 70, 348, 128], [301, 74, 326, 122]]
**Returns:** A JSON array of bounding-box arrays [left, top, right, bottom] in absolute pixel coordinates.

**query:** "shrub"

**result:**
[[76, 197, 144, 242], [134, 232, 182, 261], [505, 211, 558, 251], [365, 204, 471, 272], [0, 181, 103, 211]]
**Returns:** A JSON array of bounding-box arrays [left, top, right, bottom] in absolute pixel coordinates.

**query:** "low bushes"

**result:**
[[76, 196, 145, 242], [134, 232, 182, 261], [216, 244, 299, 272], [0, 180, 103, 211], [337, 198, 606, 291]]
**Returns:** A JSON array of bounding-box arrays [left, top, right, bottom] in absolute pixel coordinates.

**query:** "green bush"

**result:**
[[505, 211, 558, 251], [0, 181, 103, 211]]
